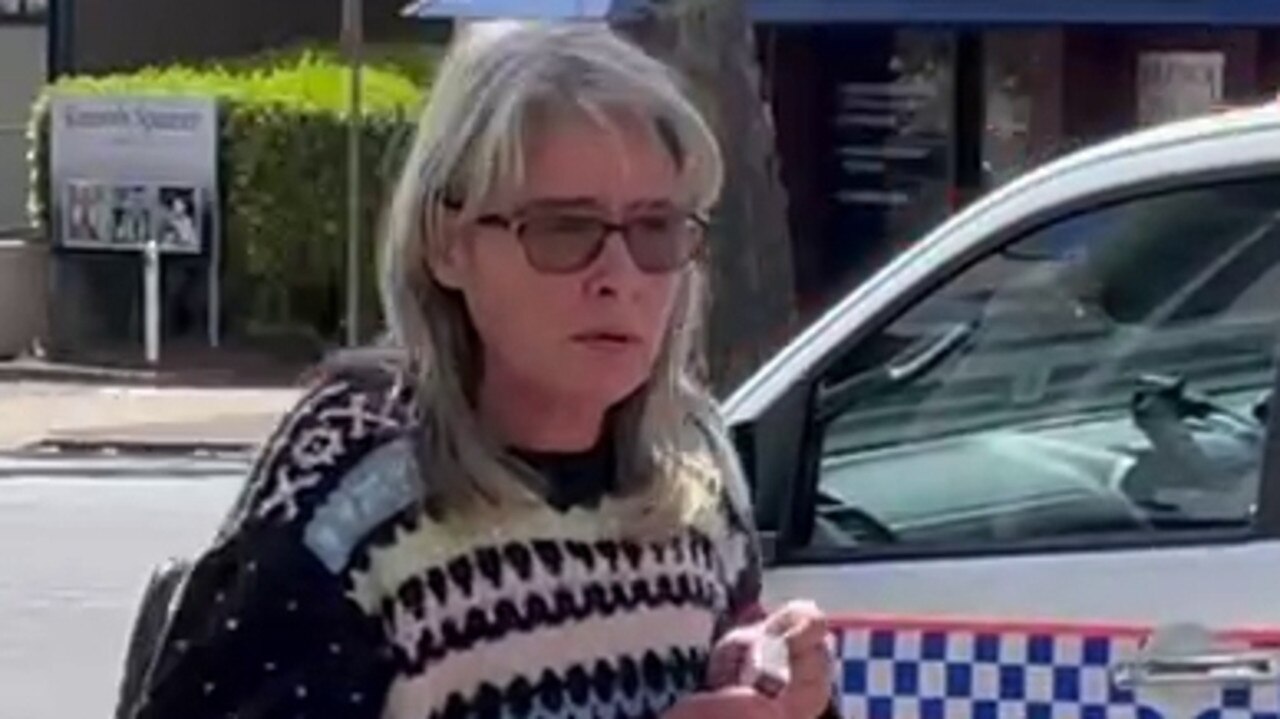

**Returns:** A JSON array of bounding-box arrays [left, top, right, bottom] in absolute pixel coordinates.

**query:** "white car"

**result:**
[[726, 104, 1280, 719]]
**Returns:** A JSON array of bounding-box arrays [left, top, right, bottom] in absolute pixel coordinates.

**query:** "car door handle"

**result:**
[[1113, 651, 1280, 688]]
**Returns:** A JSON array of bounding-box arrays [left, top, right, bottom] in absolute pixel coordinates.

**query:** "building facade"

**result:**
[[757, 5, 1280, 314], [1, 0, 46, 231]]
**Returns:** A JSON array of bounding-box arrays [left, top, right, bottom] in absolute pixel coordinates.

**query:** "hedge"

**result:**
[[28, 47, 431, 345]]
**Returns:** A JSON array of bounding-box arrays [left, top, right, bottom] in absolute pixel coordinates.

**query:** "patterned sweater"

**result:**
[[132, 361, 764, 719]]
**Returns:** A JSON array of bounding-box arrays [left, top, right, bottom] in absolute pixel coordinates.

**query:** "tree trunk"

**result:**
[[617, 0, 797, 394]]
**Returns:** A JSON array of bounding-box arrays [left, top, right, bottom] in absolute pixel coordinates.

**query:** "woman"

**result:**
[[129, 21, 833, 719]]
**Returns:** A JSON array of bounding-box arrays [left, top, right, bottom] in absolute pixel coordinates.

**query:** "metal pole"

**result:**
[[343, 0, 364, 348], [143, 236, 161, 365], [208, 189, 221, 348], [47, 0, 74, 80]]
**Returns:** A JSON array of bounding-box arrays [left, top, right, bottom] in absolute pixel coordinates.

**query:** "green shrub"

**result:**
[[220, 41, 444, 89], [29, 48, 429, 345]]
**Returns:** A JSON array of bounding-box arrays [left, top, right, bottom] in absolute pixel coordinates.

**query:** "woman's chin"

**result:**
[[565, 369, 652, 409]]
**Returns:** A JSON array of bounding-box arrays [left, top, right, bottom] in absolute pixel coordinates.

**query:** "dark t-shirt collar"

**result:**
[[509, 433, 617, 512]]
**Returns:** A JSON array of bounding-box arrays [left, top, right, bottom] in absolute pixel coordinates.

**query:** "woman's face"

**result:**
[[432, 110, 691, 411]]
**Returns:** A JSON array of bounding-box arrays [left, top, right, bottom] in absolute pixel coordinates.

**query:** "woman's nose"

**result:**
[[584, 231, 644, 295]]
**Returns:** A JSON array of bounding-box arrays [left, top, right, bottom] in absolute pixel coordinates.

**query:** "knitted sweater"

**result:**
[[132, 361, 764, 719]]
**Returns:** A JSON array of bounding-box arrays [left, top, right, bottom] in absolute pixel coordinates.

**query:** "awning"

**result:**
[[402, 0, 645, 20], [749, 0, 1280, 26], [404, 0, 1280, 26]]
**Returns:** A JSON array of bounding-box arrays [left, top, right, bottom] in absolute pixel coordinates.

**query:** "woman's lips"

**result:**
[[572, 331, 641, 352]]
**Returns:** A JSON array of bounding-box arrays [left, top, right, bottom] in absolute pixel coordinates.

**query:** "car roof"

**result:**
[[722, 102, 1280, 424]]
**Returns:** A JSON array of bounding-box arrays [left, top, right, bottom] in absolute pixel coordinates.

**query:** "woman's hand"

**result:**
[[662, 686, 783, 719], [772, 600, 835, 719], [706, 600, 835, 719]]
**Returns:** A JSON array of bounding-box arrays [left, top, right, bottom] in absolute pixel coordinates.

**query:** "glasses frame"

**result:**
[[439, 196, 710, 275]]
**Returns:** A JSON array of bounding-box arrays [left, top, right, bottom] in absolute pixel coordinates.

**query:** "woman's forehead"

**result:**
[[498, 112, 684, 204], [515, 196, 681, 214], [529, 108, 671, 163]]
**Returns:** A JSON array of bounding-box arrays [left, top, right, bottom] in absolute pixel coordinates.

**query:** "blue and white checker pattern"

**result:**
[[1194, 682, 1280, 719], [833, 626, 1280, 719]]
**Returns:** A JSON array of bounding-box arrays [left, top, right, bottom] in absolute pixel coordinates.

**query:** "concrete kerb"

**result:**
[[0, 362, 161, 386], [0, 380, 301, 454], [0, 441, 257, 480], [18, 437, 259, 457], [0, 360, 301, 389]]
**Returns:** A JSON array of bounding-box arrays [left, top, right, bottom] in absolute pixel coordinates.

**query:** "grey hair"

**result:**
[[380, 21, 737, 536]]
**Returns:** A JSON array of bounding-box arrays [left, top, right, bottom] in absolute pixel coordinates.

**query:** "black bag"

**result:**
[[114, 557, 192, 719]]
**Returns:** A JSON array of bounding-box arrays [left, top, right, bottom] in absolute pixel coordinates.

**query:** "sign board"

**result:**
[[49, 94, 223, 356], [1137, 51, 1225, 127], [829, 35, 955, 252], [50, 95, 217, 255]]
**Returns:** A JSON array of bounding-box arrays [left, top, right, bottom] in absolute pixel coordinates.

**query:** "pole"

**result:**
[[343, 0, 364, 348], [143, 236, 161, 365], [208, 190, 221, 348]]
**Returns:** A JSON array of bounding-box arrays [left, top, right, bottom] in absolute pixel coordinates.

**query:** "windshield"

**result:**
[[823, 179, 1280, 453], [812, 177, 1280, 546]]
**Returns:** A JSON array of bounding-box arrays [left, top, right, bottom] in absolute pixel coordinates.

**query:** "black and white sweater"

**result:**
[[132, 361, 765, 719]]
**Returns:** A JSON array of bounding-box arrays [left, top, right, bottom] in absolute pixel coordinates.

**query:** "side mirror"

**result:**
[[728, 375, 820, 561], [730, 421, 780, 567]]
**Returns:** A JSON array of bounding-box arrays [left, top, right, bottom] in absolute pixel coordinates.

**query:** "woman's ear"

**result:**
[[427, 215, 469, 291]]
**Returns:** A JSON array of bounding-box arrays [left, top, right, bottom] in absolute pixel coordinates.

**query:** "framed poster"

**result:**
[[1137, 51, 1225, 127], [49, 95, 217, 255], [156, 185, 202, 252]]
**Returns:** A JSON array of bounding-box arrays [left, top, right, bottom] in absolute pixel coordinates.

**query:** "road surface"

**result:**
[[0, 451, 249, 719]]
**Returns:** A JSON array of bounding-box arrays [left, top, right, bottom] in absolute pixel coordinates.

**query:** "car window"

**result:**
[[810, 176, 1280, 550]]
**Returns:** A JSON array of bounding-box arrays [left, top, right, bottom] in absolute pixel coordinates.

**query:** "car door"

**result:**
[[737, 164, 1280, 718]]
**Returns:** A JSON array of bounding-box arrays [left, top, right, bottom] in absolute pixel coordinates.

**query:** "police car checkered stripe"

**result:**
[[833, 625, 1280, 719]]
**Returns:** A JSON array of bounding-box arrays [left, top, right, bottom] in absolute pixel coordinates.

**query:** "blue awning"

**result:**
[[750, 0, 1280, 26], [405, 0, 1280, 26], [403, 0, 644, 20]]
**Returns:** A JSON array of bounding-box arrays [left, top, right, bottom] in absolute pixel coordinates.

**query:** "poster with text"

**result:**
[[50, 95, 217, 254]]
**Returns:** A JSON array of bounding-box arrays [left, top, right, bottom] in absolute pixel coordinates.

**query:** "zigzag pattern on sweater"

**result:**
[[426, 647, 708, 719]]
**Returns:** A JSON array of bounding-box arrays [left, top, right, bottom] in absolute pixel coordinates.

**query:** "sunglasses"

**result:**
[[442, 198, 708, 274]]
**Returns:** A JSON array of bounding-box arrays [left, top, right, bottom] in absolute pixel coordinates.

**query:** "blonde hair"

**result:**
[[380, 21, 742, 536]]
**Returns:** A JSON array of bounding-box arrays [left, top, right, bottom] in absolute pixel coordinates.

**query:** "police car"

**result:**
[[725, 103, 1280, 719]]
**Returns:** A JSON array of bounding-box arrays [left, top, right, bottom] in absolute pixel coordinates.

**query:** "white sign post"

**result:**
[[1137, 51, 1225, 127], [49, 95, 220, 363], [144, 236, 161, 364]]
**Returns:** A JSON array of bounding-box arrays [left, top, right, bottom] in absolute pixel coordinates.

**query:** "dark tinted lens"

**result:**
[[518, 215, 607, 272], [514, 212, 703, 274], [627, 214, 701, 273]]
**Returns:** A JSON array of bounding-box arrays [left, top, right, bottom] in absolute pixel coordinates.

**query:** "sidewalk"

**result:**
[[0, 347, 311, 453], [0, 338, 313, 388], [0, 338, 339, 452], [0, 380, 303, 453]]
